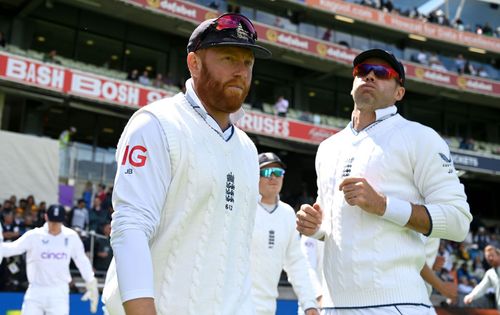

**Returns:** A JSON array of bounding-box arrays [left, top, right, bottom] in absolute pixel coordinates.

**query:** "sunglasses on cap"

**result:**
[[260, 167, 285, 178], [353, 63, 402, 84], [193, 13, 258, 52]]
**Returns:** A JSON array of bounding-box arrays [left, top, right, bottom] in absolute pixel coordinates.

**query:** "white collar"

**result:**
[[374, 105, 397, 120], [185, 78, 245, 127]]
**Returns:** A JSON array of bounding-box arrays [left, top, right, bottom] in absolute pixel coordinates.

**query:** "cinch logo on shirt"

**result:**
[[41, 252, 68, 260], [121, 145, 147, 167]]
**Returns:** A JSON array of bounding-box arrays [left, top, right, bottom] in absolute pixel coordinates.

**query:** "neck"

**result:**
[[260, 194, 277, 204], [203, 105, 231, 131], [351, 107, 376, 131], [47, 222, 62, 235]]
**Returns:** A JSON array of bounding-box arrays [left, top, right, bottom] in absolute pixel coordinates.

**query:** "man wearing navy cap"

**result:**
[[250, 152, 319, 315], [297, 49, 472, 314], [103, 13, 270, 315], [0, 204, 99, 314]]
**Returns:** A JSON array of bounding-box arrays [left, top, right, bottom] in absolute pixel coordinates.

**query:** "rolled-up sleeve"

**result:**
[[410, 127, 472, 241]]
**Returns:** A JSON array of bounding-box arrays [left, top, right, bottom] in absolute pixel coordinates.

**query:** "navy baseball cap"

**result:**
[[353, 49, 405, 86], [47, 204, 66, 222], [187, 13, 271, 58], [259, 152, 286, 169]]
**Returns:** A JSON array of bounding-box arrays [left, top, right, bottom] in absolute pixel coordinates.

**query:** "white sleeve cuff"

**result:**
[[382, 197, 412, 227], [310, 228, 326, 241]]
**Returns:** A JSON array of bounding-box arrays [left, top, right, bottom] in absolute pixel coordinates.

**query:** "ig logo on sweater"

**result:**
[[121, 145, 148, 171]]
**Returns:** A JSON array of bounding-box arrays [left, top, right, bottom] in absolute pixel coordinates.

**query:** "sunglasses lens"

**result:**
[[215, 14, 257, 39], [260, 168, 285, 178], [353, 64, 398, 81]]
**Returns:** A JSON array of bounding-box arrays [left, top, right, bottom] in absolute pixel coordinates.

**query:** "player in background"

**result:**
[[251, 152, 319, 315], [297, 49, 471, 314], [0, 204, 99, 315], [464, 245, 500, 309]]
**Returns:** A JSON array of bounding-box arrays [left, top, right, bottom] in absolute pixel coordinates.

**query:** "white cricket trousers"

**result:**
[[22, 284, 69, 315], [321, 305, 435, 315]]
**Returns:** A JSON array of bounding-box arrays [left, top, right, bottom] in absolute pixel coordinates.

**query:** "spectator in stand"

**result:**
[[43, 50, 61, 65], [455, 54, 466, 74], [464, 60, 476, 76], [2, 200, 15, 215], [94, 222, 113, 271], [2, 210, 21, 241], [152, 73, 166, 88], [0, 31, 6, 48], [97, 184, 107, 202], [273, 16, 284, 29], [474, 226, 490, 250], [26, 195, 38, 215], [36, 201, 47, 227], [15, 198, 27, 219], [9, 195, 17, 209], [460, 137, 475, 151], [89, 197, 110, 232], [70, 199, 89, 231], [21, 213, 36, 234], [127, 69, 139, 82], [82, 181, 93, 210], [477, 67, 489, 78], [454, 18, 465, 31], [464, 245, 500, 309], [208, 0, 220, 10], [274, 95, 289, 117], [322, 28, 332, 42], [416, 50, 429, 65], [138, 70, 151, 85], [429, 52, 447, 71], [381, 0, 394, 12]]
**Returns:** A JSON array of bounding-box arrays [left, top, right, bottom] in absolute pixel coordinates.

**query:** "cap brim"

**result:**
[[259, 161, 286, 169], [354, 50, 397, 69], [200, 42, 272, 59]]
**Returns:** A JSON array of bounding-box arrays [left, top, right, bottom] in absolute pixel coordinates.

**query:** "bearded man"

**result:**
[[102, 13, 271, 315]]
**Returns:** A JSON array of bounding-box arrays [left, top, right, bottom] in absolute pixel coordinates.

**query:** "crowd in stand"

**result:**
[[0, 185, 114, 292], [356, 0, 500, 38]]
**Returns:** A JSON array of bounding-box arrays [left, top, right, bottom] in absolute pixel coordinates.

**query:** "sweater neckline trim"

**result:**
[[184, 93, 235, 142]]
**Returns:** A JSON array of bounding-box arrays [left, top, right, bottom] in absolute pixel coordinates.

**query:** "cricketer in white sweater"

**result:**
[[251, 200, 318, 314], [1, 223, 97, 314], [102, 79, 260, 315], [313, 105, 471, 309], [464, 267, 500, 309]]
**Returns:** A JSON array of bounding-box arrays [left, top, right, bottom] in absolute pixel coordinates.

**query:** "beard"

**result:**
[[196, 61, 250, 114]]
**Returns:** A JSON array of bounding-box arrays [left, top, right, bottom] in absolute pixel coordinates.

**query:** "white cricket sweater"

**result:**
[[468, 267, 500, 309], [315, 111, 471, 308], [2, 224, 94, 287], [251, 201, 317, 315], [103, 93, 259, 315]]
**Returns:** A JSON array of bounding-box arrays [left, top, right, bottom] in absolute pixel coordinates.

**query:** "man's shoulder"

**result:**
[[277, 201, 296, 217], [61, 226, 80, 238], [394, 115, 441, 141]]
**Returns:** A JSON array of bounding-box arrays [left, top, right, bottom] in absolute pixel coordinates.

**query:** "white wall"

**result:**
[[0, 130, 59, 205]]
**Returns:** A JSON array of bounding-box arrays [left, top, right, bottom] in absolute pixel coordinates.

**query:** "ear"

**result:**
[[394, 85, 405, 102], [187, 52, 202, 79]]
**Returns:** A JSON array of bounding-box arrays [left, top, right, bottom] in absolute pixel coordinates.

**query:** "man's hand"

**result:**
[[439, 281, 457, 301], [463, 294, 474, 305], [296, 203, 322, 236], [82, 277, 99, 313], [339, 177, 386, 216], [305, 308, 320, 315]]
